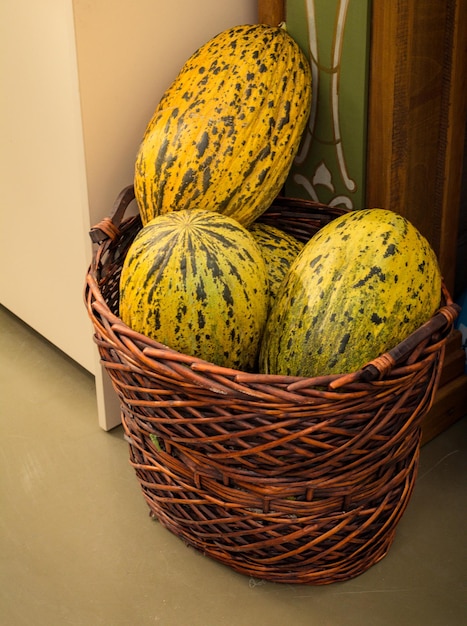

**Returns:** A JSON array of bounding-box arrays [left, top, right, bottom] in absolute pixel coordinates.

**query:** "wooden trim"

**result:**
[[421, 375, 467, 445], [366, 0, 467, 296], [366, 2, 413, 214], [258, 0, 285, 26], [439, 0, 467, 292]]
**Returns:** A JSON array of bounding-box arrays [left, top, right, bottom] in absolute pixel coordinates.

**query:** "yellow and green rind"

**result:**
[[259, 209, 442, 377], [248, 222, 303, 308], [134, 24, 312, 227], [119, 209, 269, 370]]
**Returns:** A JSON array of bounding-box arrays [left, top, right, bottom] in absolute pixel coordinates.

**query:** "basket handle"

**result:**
[[89, 185, 136, 244], [329, 294, 460, 389]]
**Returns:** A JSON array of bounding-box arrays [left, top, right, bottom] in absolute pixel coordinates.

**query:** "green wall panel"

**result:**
[[285, 0, 371, 209]]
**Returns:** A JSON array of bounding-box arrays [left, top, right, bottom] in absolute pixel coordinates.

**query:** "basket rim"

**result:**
[[85, 186, 460, 392]]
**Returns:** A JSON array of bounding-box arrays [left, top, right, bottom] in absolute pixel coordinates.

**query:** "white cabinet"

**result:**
[[0, 0, 94, 373]]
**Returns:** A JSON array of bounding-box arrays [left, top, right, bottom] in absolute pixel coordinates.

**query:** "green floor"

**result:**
[[1, 304, 466, 626]]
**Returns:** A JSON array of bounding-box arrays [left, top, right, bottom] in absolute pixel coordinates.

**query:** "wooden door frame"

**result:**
[[366, 0, 467, 295], [258, 0, 285, 26]]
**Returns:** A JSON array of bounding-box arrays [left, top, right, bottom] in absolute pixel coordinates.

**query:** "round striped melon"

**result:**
[[119, 209, 269, 370], [259, 209, 442, 377], [249, 222, 303, 308], [134, 24, 312, 227]]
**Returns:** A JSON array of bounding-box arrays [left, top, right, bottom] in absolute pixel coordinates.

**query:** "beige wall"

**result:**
[[75, 0, 258, 429], [73, 0, 258, 225]]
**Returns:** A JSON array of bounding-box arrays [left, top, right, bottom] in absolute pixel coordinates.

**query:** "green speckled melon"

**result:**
[[134, 24, 312, 227], [259, 208, 442, 377], [119, 209, 269, 370], [249, 222, 303, 308]]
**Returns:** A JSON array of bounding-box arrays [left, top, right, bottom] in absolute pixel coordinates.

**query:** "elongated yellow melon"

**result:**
[[134, 24, 312, 226]]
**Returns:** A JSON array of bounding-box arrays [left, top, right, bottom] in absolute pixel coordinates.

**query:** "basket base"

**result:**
[[125, 418, 420, 586], [151, 508, 397, 585]]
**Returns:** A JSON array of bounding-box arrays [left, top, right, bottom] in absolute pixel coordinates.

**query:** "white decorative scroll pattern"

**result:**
[[292, 0, 355, 209], [294, 0, 318, 167]]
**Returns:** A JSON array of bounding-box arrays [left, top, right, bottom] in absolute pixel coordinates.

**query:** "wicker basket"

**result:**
[[85, 185, 459, 585]]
